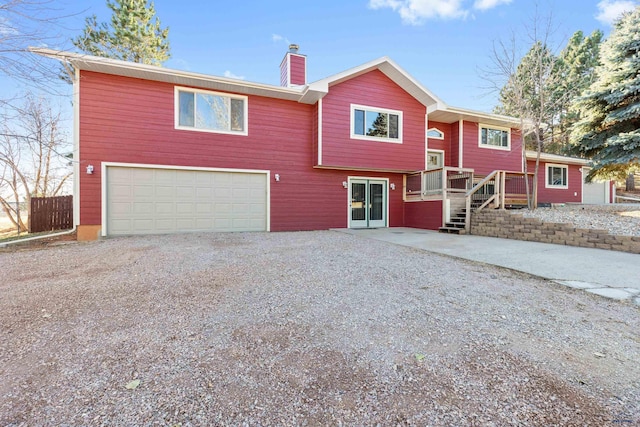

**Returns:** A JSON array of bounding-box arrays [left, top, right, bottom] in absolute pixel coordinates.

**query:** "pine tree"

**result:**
[[72, 0, 170, 66], [570, 7, 640, 181], [548, 30, 602, 153], [367, 113, 389, 138]]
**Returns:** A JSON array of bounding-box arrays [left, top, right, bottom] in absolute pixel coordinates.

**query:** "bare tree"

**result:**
[[0, 0, 72, 91], [482, 12, 566, 209], [0, 94, 71, 233]]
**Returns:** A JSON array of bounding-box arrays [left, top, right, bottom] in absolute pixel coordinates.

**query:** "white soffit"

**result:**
[[525, 150, 588, 165], [429, 105, 521, 128]]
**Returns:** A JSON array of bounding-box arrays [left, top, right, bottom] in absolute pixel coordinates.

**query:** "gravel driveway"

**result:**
[[1, 231, 639, 426]]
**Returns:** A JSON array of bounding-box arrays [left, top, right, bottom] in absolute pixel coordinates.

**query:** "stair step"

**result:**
[[438, 226, 467, 235]]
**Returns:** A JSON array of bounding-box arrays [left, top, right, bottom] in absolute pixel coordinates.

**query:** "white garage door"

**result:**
[[106, 166, 267, 235], [582, 167, 609, 204]]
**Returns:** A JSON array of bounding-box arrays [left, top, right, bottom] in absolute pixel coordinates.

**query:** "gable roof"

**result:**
[[302, 56, 445, 108], [31, 47, 520, 128]]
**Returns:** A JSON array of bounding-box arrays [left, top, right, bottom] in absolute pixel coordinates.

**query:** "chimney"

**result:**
[[280, 43, 306, 87]]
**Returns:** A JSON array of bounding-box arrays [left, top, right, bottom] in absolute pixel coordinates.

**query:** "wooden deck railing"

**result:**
[[405, 167, 475, 200], [464, 171, 535, 232]]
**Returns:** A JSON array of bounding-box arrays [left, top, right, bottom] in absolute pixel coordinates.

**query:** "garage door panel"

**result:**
[[107, 166, 267, 235]]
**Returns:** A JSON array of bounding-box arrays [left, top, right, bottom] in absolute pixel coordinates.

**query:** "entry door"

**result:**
[[349, 179, 387, 228]]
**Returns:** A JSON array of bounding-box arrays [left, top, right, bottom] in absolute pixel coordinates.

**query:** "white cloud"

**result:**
[[595, 0, 638, 25], [224, 70, 245, 80], [272, 33, 291, 45], [473, 0, 512, 11], [368, 0, 510, 24]]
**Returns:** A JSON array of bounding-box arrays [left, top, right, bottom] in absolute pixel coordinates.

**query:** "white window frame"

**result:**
[[427, 127, 444, 140], [478, 124, 510, 151], [426, 149, 445, 170], [350, 104, 403, 144], [174, 86, 248, 136], [545, 163, 569, 189]]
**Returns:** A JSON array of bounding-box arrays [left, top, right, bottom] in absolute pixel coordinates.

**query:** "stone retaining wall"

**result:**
[[470, 209, 640, 254]]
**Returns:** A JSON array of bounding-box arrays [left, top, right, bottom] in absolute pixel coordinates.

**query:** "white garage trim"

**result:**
[[101, 162, 270, 236]]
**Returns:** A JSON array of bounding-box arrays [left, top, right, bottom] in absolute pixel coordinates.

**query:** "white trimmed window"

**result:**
[[427, 128, 444, 139], [546, 164, 568, 189], [427, 150, 444, 170], [479, 124, 510, 150], [351, 104, 402, 143], [175, 87, 248, 135]]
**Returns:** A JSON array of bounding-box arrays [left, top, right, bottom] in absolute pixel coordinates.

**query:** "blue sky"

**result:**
[[8, 0, 640, 114]]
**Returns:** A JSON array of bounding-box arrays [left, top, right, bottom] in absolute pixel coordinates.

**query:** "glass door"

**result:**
[[349, 179, 387, 228]]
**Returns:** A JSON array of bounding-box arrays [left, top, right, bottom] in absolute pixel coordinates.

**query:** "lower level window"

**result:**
[[546, 164, 568, 188]]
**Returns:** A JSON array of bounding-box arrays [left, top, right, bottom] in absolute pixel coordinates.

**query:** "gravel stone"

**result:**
[[521, 204, 640, 237], [1, 231, 639, 426]]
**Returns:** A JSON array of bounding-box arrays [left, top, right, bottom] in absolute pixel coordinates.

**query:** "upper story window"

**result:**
[[175, 87, 248, 135], [351, 104, 402, 143], [427, 128, 444, 139], [479, 124, 510, 150], [546, 164, 568, 189]]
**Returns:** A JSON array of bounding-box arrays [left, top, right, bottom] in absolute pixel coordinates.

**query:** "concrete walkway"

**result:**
[[336, 227, 640, 305]]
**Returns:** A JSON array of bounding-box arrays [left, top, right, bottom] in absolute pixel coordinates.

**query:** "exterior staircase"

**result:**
[[438, 208, 468, 234]]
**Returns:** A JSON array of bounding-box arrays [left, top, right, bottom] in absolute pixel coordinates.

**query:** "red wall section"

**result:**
[[289, 54, 306, 86], [404, 200, 443, 230], [78, 71, 405, 231], [321, 70, 427, 172], [426, 120, 452, 167], [449, 121, 460, 168], [528, 160, 582, 204], [462, 121, 522, 176]]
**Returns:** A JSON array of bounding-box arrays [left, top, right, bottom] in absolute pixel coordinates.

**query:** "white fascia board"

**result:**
[[525, 150, 588, 165], [308, 56, 444, 108], [30, 47, 312, 102]]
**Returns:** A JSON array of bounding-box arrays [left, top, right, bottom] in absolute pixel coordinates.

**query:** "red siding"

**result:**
[[449, 121, 460, 168], [462, 122, 522, 176], [528, 160, 582, 204], [289, 54, 306, 86], [321, 70, 426, 172], [404, 200, 443, 230], [427, 121, 453, 167], [78, 71, 404, 231]]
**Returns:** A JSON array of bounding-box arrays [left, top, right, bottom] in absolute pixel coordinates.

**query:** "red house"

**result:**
[[34, 46, 596, 241]]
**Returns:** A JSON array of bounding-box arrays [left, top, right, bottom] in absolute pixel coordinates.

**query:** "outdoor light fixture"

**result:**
[[342, 181, 348, 188], [390, 183, 396, 190], [86, 164, 94, 174], [274, 174, 280, 182]]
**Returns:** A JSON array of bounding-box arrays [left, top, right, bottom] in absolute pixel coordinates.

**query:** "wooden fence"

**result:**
[[29, 195, 73, 233]]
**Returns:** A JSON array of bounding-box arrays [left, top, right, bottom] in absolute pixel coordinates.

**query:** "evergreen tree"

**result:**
[[570, 7, 640, 181], [72, 0, 170, 66], [548, 30, 603, 153], [367, 113, 389, 138]]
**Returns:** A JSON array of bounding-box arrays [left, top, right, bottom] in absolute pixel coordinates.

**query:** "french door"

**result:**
[[349, 179, 387, 228]]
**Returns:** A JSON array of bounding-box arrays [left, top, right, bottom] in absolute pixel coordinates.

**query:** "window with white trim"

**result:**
[[479, 124, 510, 150], [546, 164, 568, 189], [427, 128, 444, 139], [175, 87, 247, 135], [427, 150, 444, 170], [351, 104, 402, 143]]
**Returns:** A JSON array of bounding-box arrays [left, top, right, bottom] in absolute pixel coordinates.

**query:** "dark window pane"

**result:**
[[231, 98, 244, 131], [389, 114, 398, 139], [354, 109, 365, 135], [178, 91, 194, 127]]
